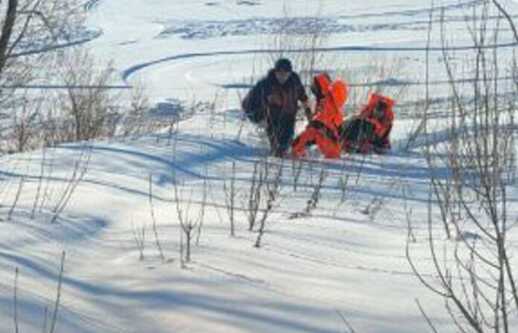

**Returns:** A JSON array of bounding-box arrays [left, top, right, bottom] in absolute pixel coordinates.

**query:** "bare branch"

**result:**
[[491, 0, 518, 43], [0, 0, 18, 76]]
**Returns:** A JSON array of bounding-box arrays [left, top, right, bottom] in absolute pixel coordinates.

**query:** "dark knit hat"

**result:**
[[274, 58, 293, 72]]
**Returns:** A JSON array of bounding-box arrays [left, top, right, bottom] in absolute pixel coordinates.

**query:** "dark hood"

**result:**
[[266, 69, 298, 87]]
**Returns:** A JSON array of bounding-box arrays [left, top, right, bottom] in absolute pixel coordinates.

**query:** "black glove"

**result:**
[[304, 106, 312, 122]]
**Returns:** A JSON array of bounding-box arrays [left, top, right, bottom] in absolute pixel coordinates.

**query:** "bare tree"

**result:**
[[0, 0, 19, 78], [491, 0, 518, 42], [408, 2, 518, 332], [173, 177, 207, 264], [0, 1, 126, 153], [58, 48, 118, 141], [0, 0, 86, 104]]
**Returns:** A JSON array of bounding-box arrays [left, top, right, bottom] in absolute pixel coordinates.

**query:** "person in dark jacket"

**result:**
[[242, 58, 310, 157]]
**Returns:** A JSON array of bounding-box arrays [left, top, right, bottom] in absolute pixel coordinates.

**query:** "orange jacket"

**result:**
[[312, 74, 349, 130], [359, 93, 395, 138]]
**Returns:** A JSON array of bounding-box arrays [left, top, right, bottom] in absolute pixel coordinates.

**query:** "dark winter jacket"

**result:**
[[242, 70, 308, 123]]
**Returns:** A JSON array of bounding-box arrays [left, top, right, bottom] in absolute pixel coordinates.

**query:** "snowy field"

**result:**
[[1, 0, 518, 332]]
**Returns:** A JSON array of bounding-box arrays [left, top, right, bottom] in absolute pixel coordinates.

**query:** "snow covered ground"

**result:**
[[1, 0, 517, 332]]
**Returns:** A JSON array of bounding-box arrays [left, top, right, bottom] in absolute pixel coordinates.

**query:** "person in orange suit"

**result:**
[[292, 73, 349, 159], [341, 93, 395, 154]]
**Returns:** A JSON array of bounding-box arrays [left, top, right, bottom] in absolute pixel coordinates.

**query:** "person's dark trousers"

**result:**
[[266, 110, 296, 157], [340, 118, 376, 144], [372, 124, 392, 150]]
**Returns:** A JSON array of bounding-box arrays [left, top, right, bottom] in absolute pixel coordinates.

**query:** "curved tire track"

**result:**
[[121, 0, 517, 81], [8, 29, 103, 59], [122, 41, 518, 82]]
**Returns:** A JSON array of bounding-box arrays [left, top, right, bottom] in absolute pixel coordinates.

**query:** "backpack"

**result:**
[[241, 83, 266, 123], [339, 117, 376, 143]]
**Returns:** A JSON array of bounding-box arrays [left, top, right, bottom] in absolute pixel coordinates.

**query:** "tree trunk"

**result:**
[[0, 0, 18, 78]]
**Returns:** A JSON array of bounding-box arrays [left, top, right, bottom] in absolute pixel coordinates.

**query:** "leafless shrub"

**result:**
[[415, 299, 439, 333], [30, 144, 46, 219], [50, 143, 91, 224], [41, 307, 48, 333], [121, 81, 150, 138], [338, 174, 350, 205], [360, 197, 384, 222], [37, 145, 55, 214], [223, 161, 239, 237], [352, 155, 368, 186], [408, 2, 518, 332], [289, 165, 327, 219], [402, 183, 417, 244], [332, 173, 350, 217], [148, 174, 165, 262], [195, 177, 209, 246], [247, 161, 264, 232], [13, 267, 19, 333], [405, 1, 436, 151], [336, 310, 357, 333], [58, 48, 118, 142], [291, 158, 304, 192], [179, 224, 185, 269], [13, 251, 66, 333], [338, 58, 409, 151], [0, 0, 86, 79], [1, 51, 124, 151], [8, 93, 42, 153], [48, 251, 65, 333], [0, 142, 90, 224], [6, 174, 24, 221], [173, 175, 208, 265], [254, 158, 283, 248], [0, 0, 87, 135], [266, 1, 329, 86], [305, 166, 326, 214], [491, 0, 518, 42], [132, 219, 146, 261]]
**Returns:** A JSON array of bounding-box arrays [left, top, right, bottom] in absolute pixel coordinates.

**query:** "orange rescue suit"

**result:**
[[358, 93, 395, 140], [292, 74, 349, 159]]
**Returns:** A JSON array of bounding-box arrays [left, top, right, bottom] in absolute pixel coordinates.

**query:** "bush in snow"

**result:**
[[407, 2, 518, 332]]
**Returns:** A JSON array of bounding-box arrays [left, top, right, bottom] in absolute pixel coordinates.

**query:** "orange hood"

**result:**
[[313, 76, 349, 129], [329, 80, 348, 108], [313, 73, 331, 99], [366, 93, 395, 114], [313, 74, 348, 107]]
